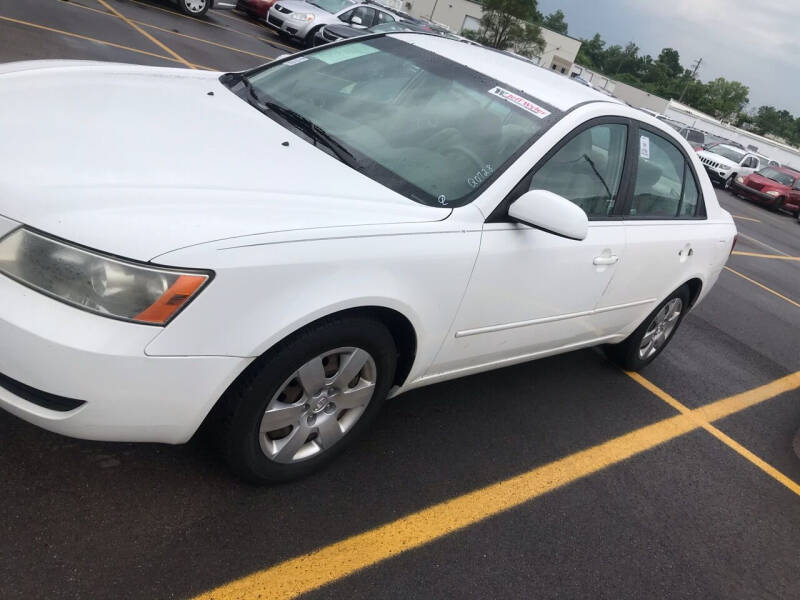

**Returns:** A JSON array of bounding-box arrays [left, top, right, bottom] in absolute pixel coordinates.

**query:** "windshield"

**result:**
[[241, 37, 560, 207], [308, 0, 354, 13], [368, 21, 427, 33], [709, 145, 745, 163], [757, 167, 795, 186]]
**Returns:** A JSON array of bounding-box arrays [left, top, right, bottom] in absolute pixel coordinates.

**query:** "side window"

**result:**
[[679, 170, 699, 217], [376, 10, 394, 23], [630, 130, 701, 218], [528, 123, 627, 218]]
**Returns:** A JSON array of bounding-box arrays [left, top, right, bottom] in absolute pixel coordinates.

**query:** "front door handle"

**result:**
[[593, 255, 619, 266]]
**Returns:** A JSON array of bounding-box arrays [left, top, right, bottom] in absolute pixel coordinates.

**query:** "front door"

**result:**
[[429, 120, 630, 377]]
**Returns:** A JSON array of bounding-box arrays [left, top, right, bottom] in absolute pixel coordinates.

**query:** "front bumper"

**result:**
[[266, 9, 315, 38], [0, 273, 250, 444], [702, 165, 732, 185], [731, 181, 778, 204]]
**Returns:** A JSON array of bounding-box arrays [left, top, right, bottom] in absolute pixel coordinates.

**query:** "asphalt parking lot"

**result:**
[[1, 2, 800, 599]]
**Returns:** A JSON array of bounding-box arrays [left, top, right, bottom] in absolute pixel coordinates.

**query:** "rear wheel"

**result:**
[[218, 316, 397, 483], [605, 285, 690, 371], [178, 0, 210, 16]]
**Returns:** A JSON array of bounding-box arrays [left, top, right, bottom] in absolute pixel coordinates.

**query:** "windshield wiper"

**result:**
[[261, 101, 359, 169]]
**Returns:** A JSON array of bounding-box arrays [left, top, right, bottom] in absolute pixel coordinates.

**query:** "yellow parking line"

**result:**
[[724, 266, 800, 308], [192, 371, 800, 600], [0, 14, 211, 69], [126, 0, 296, 51], [62, 0, 273, 61], [732, 215, 761, 223], [732, 251, 800, 262], [95, 0, 195, 68], [627, 371, 800, 496]]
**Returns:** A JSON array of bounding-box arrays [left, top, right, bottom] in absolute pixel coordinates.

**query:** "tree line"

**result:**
[[464, 0, 800, 147]]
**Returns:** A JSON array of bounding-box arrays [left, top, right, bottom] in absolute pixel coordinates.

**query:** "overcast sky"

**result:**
[[537, 0, 800, 115]]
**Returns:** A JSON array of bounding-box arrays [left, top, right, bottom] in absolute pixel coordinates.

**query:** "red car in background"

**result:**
[[732, 166, 800, 216], [236, 0, 276, 20]]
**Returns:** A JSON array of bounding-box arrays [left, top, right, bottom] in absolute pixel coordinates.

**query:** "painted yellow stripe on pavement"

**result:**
[[724, 266, 800, 308], [0, 14, 210, 69], [96, 0, 195, 68], [627, 371, 800, 496], [63, 0, 274, 61], [732, 215, 761, 223], [126, 0, 296, 52], [193, 372, 800, 600], [732, 251, 800, 262]]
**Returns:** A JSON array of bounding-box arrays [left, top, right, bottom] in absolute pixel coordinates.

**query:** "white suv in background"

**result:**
[[697, 144, 764, 189]]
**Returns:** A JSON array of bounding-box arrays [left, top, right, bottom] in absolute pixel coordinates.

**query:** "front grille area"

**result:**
[[275, 4, 292, 13], [747, 182, 765, 191], [268, 14, 283, 26], [700, 156, 721, 170]]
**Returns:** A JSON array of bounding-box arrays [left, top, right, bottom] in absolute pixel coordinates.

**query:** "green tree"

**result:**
[[541, 9, 568, 34], [469, 0, 545, 58], [697, 78, 750, 121], [575, 33, 605, 70], [656, 48, 682, 79]]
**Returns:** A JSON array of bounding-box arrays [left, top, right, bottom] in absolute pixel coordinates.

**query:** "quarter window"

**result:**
[[528, 123, 627, 218], [629, 130, 701, 218]]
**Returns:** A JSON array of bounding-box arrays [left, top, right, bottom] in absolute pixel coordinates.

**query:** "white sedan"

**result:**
[[0, 35, 736, 482]]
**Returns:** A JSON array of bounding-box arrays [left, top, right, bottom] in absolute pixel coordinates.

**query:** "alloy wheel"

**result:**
[[258, 347, 377, 464], [183, 0, 208, 13], [638, 298, 683, 360]]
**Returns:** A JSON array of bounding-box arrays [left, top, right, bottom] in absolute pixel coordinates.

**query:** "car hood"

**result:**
[[324, 24, 361, 38], [0, 61, 447, 261], [697, 150, 738, 169], [744, 173, 788, 190]]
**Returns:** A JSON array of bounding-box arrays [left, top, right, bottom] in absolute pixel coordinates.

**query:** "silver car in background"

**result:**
[[267, 0, 357, 45]]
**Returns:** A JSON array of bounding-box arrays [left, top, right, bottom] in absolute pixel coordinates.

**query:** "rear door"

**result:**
[[594, 123, 713, 335]]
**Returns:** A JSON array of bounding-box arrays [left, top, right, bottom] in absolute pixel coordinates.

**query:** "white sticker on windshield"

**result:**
[[285, 56, 308, 66], [315, 43, 380, 65], [639, 135, 650, 159], [488, 86, 551, 118]]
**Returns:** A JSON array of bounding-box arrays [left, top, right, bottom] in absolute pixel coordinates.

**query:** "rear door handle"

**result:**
[[593, 255, 619, 266]]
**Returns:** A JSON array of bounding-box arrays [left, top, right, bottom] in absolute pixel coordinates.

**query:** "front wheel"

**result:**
[[605, 285, 690, 371], [178, 0, 211, 16], [218, 316, 397, 483], [723, 174, 735, 190]]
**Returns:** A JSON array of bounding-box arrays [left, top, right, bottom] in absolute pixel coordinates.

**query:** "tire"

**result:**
[[774, 197, 785, 211], [218, 316, 397, 483], [178, 0, 211, 16], [723, 175, 734, 190], [304, 26, 322, 48], [604, 285, 691, 371]]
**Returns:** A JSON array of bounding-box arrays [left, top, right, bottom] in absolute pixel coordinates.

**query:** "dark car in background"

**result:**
[[732, 166, 800, 215]]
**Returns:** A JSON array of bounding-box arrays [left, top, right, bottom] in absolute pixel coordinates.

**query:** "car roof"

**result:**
[[388, 33, 621, 111]]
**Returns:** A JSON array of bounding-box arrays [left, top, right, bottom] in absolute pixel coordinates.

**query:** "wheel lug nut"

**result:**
[[325, 402, 336, 413], [307, 415, 316, 425], [303, 403, 310, 410]]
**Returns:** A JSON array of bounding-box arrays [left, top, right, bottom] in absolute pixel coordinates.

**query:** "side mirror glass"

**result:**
[[508, 190, 588, 241], [351, 15, 362, 25]]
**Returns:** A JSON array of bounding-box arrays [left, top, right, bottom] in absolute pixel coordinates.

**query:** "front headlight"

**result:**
[[0, 228, 211, 325], [736, 176, 744, 183], [765, 190, 780, 197], [290, 12, 314, 21]]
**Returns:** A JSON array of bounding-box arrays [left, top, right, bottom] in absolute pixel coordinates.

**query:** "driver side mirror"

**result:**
[[508, 190, 588, 241], [350, 15, 363, 25]]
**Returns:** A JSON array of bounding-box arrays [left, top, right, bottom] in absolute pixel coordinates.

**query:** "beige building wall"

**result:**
[[402, 0, 581, 75]]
